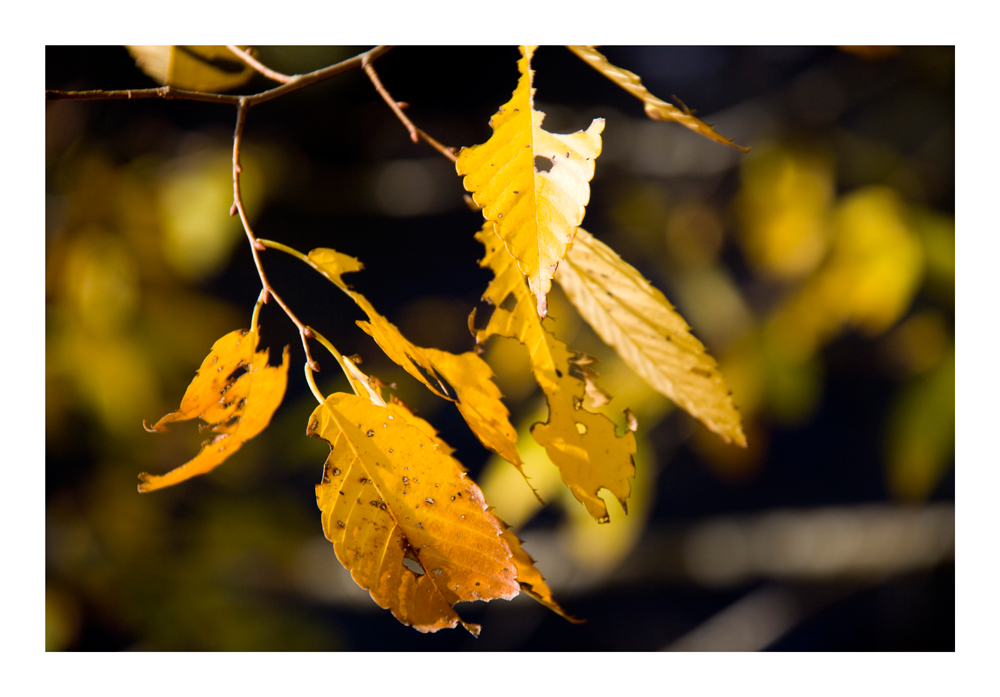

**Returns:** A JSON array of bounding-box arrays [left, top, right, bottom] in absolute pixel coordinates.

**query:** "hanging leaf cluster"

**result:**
[[134, 44, 747, 635]]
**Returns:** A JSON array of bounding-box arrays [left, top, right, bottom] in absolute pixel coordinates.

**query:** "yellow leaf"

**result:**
[[567, 46, 749, 152], [765, 186, 925, 362], [497, 517, 583, 623], [304, 247, 528, 484], [556, 228, 746, 447], [309, 392, 519, 634], [474, 224, 636, 523], [138, 329, 290, 492], [125, 45, 257, 93], [456, 45, 604, 318]]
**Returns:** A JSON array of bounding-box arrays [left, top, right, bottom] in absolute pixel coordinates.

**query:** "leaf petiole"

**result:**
[[250, 289, 266, 334], [303, 362, 326, 405], [257, 238, 311, 266]]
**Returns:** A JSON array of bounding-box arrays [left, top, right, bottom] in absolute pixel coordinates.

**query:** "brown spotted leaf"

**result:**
[[138, 329, 289, 492], [309, 391, 519, 634], [474, 223, 636, 522], [556, 228, 746, 446], [567, 46, 748, 152]]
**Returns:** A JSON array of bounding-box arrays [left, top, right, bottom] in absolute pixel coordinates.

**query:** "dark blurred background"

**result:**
[[45, 45, 954, 651]]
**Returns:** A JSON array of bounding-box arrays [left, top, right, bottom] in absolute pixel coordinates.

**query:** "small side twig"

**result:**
[[362, 57, 418, 143], [226, 45, 294, 84], [362, 57, 459, 163]]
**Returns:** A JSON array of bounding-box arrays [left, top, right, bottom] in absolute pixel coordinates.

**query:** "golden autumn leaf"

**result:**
[[473, 224, 636, 523], [302, 247, 528, 485], [566, 46, 748, 152], [125, 45, 258, 93], [456, 45, 604, 319], [497, 517, 583, 624], [309, 389, 519, 635], [138, 328, 290, 492], [556, 228, 746, 447]]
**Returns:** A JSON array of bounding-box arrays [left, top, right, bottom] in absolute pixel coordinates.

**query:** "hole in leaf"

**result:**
[[402, 557, 425, 575], [534, 155, 553, 172], [498, 292, 517, 312], [225, 362, 249, 384]]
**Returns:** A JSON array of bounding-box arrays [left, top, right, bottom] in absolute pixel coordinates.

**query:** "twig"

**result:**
[[45, 86, 240, 105], [363, 57, 419, 143], [362, 58, 459, 163], [416, 128, 458, 164], [46, 45, 392, 106], [231, 100, 321, 374], [226, 45, 293, 84]]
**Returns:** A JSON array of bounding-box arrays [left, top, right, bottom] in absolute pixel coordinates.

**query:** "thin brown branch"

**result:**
[[245, 45, 391, 107], [363, 58, 419, 143], [362, 57, 459, 162], [45, 86, 240, 105], [416, 128, 458, 163], [46, 45, 392, 107], [231, 99, 320, 373], [226, 45, 293, 84]]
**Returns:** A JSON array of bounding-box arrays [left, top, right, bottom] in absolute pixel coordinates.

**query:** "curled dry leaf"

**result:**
[[309, 390, 519, 635], [567, 46, 749, 152], [138, 329, 290, 492], [304, 248, 530, 490], [125, 45, 258, 93], [474, 224, 636, 523], [557, 228, 746, 446], [457, 45, 604, 318]]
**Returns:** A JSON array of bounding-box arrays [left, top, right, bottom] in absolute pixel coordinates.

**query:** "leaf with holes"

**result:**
[[304, 247, 529, 489], [126, 45, 258, 93], [456, 45, 604, 318], [567, 46, 748, 152], [473, 223, 636, 522], [138, 328, 289, 492], [557, 228, 746, 446], [309, 390, 519, 635]]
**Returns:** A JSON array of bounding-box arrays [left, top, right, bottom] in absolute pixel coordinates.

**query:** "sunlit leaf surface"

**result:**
[[457, 45, 604, 318], [309, 391, 519, 634], [138, 329, 289, 492], [475, 224, 635, 522], [557, 228, 745, 446], [305, 248, 527, 481]]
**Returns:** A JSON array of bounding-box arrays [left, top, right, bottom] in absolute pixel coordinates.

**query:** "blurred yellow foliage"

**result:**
[[767, 186, 924, 362], [737, 146, 835, 280], [160, 147, 266, 281]]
